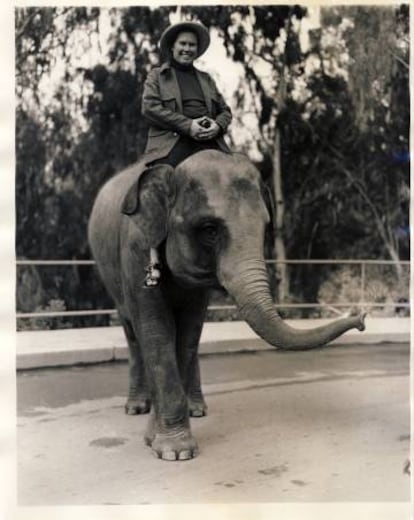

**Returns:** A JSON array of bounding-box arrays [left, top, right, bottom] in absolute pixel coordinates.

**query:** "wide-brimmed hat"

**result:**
[[159, 22, 210, 59]]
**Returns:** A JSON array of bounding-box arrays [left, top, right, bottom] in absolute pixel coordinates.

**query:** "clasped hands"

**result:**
[[189, 117, 220, 141]]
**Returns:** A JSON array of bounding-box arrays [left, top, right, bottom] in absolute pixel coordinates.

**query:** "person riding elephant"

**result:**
[[139, 21, 233, 287], [89, 24, 366, 464]]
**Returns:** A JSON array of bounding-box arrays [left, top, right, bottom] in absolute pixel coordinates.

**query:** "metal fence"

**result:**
[[15, 258, 410, 320]]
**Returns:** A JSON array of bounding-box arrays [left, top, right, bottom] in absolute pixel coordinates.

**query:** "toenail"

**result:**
[[162, 451, 178, 461], [178, 450, 192, 460]]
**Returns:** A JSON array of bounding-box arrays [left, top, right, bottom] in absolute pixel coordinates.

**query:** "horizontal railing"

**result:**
[[16, 259, 410, 319], [16, 259, 410, 266]]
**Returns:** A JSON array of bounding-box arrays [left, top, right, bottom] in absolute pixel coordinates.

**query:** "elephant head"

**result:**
[[122, 149, 365, 350]]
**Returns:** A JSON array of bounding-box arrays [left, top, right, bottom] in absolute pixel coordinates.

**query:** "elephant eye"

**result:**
[[196, 222, 220, 246]]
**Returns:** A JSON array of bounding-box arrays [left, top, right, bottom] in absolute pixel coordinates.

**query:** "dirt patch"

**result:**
[[89, 437, 129, 448], [258, 464, 288, 477]]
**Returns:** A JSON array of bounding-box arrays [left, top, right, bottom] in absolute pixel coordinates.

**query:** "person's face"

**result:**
[[171, 31, 198, 65]]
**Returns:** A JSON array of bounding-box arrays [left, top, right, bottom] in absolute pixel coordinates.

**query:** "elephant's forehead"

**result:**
[[179, 178, 214, 216], [179, 173, 260, 218]]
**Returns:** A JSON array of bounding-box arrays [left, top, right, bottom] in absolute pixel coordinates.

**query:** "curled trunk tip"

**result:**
[[356, 312, 367, 331]]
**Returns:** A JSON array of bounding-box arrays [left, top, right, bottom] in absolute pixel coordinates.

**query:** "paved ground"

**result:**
[[16, 317, 410, 369], [17, 341, 410, 506]]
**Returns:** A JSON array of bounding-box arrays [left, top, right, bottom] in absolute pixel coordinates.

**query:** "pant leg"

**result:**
[[150, 137, 220, 168]]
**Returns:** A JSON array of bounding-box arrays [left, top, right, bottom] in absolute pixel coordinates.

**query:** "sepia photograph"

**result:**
[[7, 2, 411, 518]]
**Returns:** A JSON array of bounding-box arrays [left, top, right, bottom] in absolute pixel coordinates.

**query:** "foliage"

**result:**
[[15, 7, 172, 326], [318, 264, 410, 317], [15, 6, 410, 328], [17, 298, 71, 331], [264, 5, 408, 302]]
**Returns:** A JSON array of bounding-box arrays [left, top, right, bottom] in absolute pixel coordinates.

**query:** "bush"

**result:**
[[318, 264, 410, 317], [17, 298, 72, 331]]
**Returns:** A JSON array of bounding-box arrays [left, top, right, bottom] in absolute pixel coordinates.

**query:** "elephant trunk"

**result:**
[[218, 255, 365, 350]]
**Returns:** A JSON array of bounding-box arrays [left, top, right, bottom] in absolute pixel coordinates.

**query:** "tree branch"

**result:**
[[328, 145, 399, 258], [15, 8, 41, 41], [390, 50, 409, 70]]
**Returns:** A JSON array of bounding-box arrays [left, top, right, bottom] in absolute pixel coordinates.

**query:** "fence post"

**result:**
[[360, 262, 366, 303]]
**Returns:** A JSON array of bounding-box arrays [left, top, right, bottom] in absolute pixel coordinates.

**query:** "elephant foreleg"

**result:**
[[120, 314, 151, 415], [123, 273, 198, 461], [174, 289, 209, 418]]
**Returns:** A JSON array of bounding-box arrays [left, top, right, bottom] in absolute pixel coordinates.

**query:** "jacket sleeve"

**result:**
[[141, 69, 193, 135], [209, 76, 232, 133]]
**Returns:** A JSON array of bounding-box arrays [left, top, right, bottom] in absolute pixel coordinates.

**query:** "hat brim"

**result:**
[[159, 22, 210, 59]]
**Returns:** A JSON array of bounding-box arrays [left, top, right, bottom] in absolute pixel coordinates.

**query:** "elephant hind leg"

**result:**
[[120, 314, 151, 415], [187, 359, 208, 417]]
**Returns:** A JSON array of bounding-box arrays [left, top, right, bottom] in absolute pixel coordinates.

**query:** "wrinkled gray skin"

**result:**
[[88, 150, 365, 462]]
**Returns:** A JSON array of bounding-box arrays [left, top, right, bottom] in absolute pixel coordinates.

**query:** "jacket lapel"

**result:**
[[196, 70, 213, 114], [160, 62, 183, 112]]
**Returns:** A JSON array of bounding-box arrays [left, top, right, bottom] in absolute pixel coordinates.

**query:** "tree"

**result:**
[[279, 5, 409, 304], [319, 6, 410, 276], [15, 7, 173, 322]]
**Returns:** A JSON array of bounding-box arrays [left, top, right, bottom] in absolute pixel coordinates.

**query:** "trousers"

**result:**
[[150, 136, 220, 168]]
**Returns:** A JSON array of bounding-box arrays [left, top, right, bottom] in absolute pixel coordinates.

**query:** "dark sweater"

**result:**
[[171, 59, 208, 119]]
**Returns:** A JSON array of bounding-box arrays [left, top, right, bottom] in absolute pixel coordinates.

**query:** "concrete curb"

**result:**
[[16, 317, 410, 370]]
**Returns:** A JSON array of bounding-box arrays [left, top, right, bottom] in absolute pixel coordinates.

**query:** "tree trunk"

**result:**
[[272, 129, 289, 302], [272, 63, 289, 302], [386, 241, 403, 281]]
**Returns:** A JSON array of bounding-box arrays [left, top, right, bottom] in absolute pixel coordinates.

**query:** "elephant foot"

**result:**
[[144, 414, 199, 461], [125, 396, 151, 415], [188, 396, 208, 418]]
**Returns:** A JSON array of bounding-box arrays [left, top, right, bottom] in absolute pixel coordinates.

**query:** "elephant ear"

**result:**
[[121, 163, 175, 248]]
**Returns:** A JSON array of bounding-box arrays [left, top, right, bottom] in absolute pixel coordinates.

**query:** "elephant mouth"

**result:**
[[173, 269, 219, 288]]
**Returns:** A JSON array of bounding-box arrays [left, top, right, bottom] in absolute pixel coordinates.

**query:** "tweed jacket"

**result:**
[[141, 61, 232, 164]]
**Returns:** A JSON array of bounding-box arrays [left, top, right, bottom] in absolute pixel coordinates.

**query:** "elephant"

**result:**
[[88, 149, 365, 461]]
